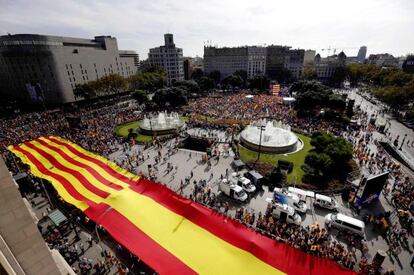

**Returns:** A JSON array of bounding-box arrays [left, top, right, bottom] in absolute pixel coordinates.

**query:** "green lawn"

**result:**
[[114, 115, 189, 143], [239, 133, 313, 184]]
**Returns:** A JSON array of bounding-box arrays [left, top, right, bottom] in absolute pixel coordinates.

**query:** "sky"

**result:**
[[1, 0, 413, 59]]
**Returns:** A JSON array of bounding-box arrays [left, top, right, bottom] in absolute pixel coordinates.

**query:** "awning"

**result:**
[[48, 209, 67, 226]]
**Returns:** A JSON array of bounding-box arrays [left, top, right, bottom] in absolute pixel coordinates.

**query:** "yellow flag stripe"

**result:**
[[102, 188, 285, 275], [39, 137, 132, 189], [19, 143, 104, 204], [8, 145, 89, 211], [32, 140, 127, 193], [48, 136, 139, 180]]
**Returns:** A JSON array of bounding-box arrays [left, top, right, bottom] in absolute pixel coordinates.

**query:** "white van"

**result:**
[[219, 179, 248, 202], [273, 188, 307, 214], [271, 203, 302, 225], [325, 213, 365, 237], [288, 187, 314, 201], [314, 194, 338, 210]]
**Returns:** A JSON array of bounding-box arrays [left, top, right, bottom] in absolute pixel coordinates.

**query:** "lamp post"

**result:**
[[95, 207, 112, 250], [257, 124, 266, 162], [399, 133, 407, 150]]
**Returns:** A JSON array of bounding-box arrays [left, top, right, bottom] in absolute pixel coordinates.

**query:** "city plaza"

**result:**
[[1, 87, 413, 274]]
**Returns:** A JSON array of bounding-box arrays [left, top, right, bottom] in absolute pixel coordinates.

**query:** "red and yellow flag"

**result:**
[[9, 136, 355, 275]]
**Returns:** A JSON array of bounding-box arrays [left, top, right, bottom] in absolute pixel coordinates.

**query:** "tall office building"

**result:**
[[0, 34, 139, 104], [303, 50, 316, 66], [147, 34, 184, 85], [357, 46, 367, 62]]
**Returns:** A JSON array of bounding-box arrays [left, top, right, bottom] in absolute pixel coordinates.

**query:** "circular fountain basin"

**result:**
[[139, 112, 184, 135], [239, 120, 303, 154]]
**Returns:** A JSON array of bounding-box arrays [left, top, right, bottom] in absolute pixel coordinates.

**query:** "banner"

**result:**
[[9, 136, 355, 275]]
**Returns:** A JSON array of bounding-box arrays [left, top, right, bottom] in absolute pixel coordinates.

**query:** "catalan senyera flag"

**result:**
[[9, 136, 356, 275]]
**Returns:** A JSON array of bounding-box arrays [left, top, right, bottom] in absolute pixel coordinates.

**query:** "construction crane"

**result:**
[[321, 46, 359, 56]]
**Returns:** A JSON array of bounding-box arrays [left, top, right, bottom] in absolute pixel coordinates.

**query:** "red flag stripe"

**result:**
[[35, 138, 123, 191], [24, 142, 110, 199], [130, 179, 355, 275], [84, 204, 197, 275], [45, 136, 136, 185], [12, 145, 97, 207]]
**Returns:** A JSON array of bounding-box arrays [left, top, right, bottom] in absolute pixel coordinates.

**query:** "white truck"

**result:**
[[271, 203, 302, 225], [230, 173, 256, 194], [219, 179, 248, 202], [237, 176, 256, 193], [273, 187, 308, 214]]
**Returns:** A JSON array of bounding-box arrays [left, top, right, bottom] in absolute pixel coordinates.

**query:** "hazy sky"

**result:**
[[1, 0, 413, 59]]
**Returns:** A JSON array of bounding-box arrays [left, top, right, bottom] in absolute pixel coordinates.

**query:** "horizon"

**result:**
[[1, 0, 413, 59]]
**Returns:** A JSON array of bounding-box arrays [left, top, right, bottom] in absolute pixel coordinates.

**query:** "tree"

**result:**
[[73, 83, 96, 100], [173, 80, 200, 94], [98, 74, 128, 95], [191, 68, 204, 80], [304, 131, 353, 182], [128, 70, 166, 92], [152, 87, 188, 108], [131, 89, 149, 105], [197, 76, 214, 91], [222, 75, 243, 90], [273, 68, 293, 84], [292, 80, 345, 114], [302, 67, 317, 81], [234, 70, 248, 87], [209, 70, 221, 85], [305, 152, 332, 178], [329, 66, 348, 88], [248, 75, 270, 92]]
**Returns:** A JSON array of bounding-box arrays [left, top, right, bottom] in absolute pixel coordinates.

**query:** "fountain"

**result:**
[[139, 112, 185, 135], [239, 119, 303, 154]]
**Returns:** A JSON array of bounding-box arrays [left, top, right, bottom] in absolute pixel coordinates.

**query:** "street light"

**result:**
[[399, 134, 407, 150], [95, 206, 112, 250], [257, 123, 266, 162]]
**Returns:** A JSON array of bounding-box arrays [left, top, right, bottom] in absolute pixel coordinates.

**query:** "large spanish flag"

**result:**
[[9, 136, 355, 275]]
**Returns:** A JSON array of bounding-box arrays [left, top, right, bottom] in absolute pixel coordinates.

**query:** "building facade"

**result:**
[[367, 53, 398, 67], [203, 46, 248, 79], [247, 46, 266, 78], [266, 45, 304, 81], [314, 52, 346, 83], [0, 34, 139, 104], [303, 50, 316, 66], [183, 56, 203, 80], [204, 44, 304, 81], [0, 157, 65, 274], [203, 46, 266, 79], [147, 34, 184, 85]]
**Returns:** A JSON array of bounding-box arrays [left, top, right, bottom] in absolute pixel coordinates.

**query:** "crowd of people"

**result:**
[[0, 97, 141, 174], [1, 90, 413, 274], [185, 92, 343, 135]]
